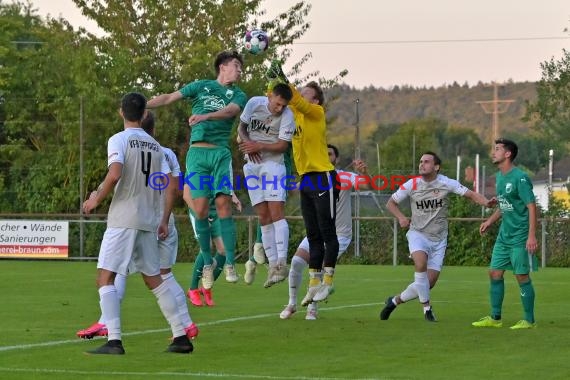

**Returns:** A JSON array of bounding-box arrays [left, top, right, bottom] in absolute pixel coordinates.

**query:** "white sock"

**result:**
[[99, 285, 121, 341], [161, 272, 193, 327], [98, 274, 127, 325], [272, 219, 289, 264], [400, 283, 418, 303], [288, 255, 307, 305], [414, 272, 430, 304], [260, 223, 277, 266], [152, 280, 185, 338]]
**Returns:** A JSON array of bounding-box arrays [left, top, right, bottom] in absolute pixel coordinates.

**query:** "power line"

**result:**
[[294, 36, 570, 46]]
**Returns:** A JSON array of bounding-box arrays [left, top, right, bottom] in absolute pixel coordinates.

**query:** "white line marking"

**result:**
[[0, 367, 381, 380], [0, 303, 381, 353]]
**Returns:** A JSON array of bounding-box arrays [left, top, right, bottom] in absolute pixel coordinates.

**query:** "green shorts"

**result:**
[[185, 146, 233, 199], [490, 240, 538, 274]]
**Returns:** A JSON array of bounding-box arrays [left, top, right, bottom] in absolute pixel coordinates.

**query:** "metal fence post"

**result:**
[[541, 218, 547, 268], [392, 218, 398, 266], [248, 215, 253, 259]]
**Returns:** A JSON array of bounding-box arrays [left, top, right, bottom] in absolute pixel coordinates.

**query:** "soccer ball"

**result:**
[[243, 29, 269, 55]]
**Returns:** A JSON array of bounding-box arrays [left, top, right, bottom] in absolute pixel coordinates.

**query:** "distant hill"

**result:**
[[325, 80, 537, 145]]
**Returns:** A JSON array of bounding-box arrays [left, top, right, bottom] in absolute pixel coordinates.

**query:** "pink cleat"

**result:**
[[76, 322, 108, 339], [187, 289, 203, 307], [200, 287, 215, 306], [185, 322, 199, 340]]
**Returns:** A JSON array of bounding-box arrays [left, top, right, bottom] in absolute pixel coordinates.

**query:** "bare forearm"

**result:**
[[93, 175, 119, 204], [205, 104, 240, 120], [256, 140, 289, 153], [486, 209, 502, 225], [147, 94, 174, 108], [527, 203, 537, 237], [238, 122, 250, 141], [386, 199, 406, 221]]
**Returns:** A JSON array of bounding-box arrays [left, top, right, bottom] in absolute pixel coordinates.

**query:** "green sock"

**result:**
[[519, 279, 535, 323], [190, 253, 204, 290], [219, 217, 236, 265], [490, 278, 504, 320], [256, 222, 262, 244], [195, 218, 212, 265], [213, 253, 226, 281]]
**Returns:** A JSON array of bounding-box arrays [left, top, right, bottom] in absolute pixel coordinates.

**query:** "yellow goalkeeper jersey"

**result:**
[[288, 84, 334, 176]]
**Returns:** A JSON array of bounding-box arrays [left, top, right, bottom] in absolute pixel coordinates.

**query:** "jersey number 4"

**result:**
[[141, 151, 151, 187]]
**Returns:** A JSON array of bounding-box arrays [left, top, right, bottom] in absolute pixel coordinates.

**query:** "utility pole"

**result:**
[[354, 99, 361, 257], [476, 82, 514, 147]]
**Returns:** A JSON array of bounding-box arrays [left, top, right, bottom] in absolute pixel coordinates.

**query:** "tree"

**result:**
[[1, 2, 115, 213], [525, 48, 570, 145]]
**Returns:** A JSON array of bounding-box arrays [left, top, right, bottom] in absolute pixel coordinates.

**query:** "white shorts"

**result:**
[[243, 160, 287, 206], [406, 230, 447, 271], [297, 235, 352, 258], [158, 223, 178, 269], [98, 227, 160, 277]]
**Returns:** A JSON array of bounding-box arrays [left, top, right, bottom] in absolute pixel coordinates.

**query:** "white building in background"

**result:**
[[532, 157, 570, 211]]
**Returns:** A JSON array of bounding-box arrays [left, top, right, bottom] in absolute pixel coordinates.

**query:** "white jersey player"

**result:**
[[238, 83, 295, 288], [81, 101, 195, 355], [279, 144, 371, 320], [380, 151, 495, 322]]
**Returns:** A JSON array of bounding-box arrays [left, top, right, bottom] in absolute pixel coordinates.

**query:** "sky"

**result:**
[[31, 0, 570, 89]]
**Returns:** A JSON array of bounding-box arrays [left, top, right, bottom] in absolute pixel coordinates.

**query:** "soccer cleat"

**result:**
[[301, 285, 321, 307], [424, 307, 437, 322], [86, 339, 125, 355], [185, 322, 199, 339], [77, 322, 108, 339], [313, 284, 333, 302], [201, 258, 217, 290], [271, 263, 289, 285], [167, 335, 194, 354], [224, 264, 239, 283], [263, 265, 278, 288], [472, 316, 503, 328], [279, 304, 297, 320], [379, 296, 397, 320], [253, 242, 266, 264], [305, 303, 318, 320], [187, 289, 203, 307], [510, 320, 537, 330], [244, 260, 257, 285], [200, 287, 215, 306]]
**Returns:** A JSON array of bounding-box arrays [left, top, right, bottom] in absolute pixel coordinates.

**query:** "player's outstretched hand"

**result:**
[[479, 220, 492, 235]]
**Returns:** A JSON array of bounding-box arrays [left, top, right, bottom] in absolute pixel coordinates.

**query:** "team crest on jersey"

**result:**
[[433, 189, 440, 195], [204, 96, 225, 110], [225, 89, 234, 99], [505, 183, 513, 193]]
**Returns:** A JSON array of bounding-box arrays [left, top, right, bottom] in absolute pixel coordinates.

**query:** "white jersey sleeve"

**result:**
[[239, 96, 261, 124], [391, 178, 415, 203], [277, 108, 295, 142], [162, 147, 180, 176], [107, 133, 127, 166], [439, 175, 469, 196]]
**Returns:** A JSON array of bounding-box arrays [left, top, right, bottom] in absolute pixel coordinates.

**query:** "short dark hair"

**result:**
[[121, 92, 147, 122], [214, 50, 244, 75], [305, 81, 325, 105], [141, 111, 155, 136], [423, 151, 442, 167], [495, 138, 518, 161], [272, 82, 293, 101], [327, 144, 339, 158]]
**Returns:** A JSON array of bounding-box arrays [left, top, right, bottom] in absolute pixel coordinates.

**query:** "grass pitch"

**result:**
[[1, 261, 569, 379]]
